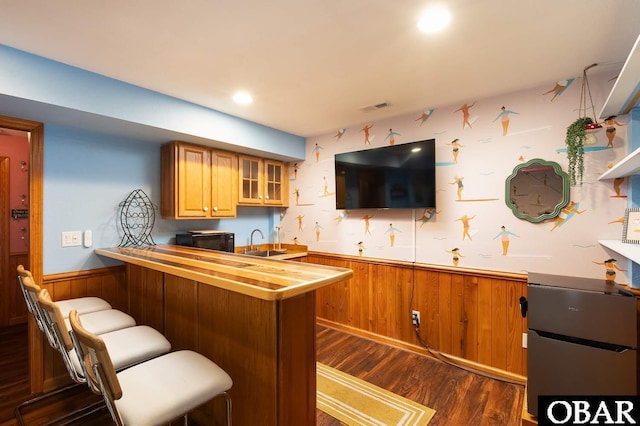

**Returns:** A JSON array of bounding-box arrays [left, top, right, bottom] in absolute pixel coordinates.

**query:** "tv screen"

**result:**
[[334, 139, 436, 209]]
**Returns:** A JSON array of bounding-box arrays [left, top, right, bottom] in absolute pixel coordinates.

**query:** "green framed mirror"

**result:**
[[505, 158, 570, 223]]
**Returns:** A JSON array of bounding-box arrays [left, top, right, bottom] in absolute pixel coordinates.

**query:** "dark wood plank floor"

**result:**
[[1, 323, 524, 425], [0, 324, 29, 424], [315, 325, 524, 426]]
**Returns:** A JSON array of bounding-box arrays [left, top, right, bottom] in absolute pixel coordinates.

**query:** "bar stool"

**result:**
[[17, 267, 136, 347], [70, 309, 233, 426], [38, 287, 171, 385], [17, 265, 112, 317]]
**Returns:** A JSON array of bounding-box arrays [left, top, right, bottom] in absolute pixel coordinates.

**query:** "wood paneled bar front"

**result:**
[[94, 245, 353, 426]]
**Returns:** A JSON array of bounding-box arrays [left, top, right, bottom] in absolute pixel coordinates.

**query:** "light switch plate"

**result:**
[[61, 231, 82, 247]]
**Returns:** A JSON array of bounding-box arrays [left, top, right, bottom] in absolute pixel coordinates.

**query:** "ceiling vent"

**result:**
[[360, 101, 391, 113]]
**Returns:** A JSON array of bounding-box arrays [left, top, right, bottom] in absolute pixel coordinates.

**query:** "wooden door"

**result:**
[[210, 150, 237, 217], [177, 143, 211, 217]]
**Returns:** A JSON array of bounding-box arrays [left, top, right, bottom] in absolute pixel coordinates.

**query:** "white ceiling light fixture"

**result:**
[[232, 91, 253, 105], [417, 5, 451, 33]]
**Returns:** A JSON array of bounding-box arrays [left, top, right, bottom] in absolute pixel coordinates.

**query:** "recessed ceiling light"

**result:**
[[417, 6, 451, 33], [233, 91, 253, 105]]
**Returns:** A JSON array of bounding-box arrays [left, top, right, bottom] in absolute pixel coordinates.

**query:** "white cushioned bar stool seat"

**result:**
[[70, 310, 233, 426], [68, 325, 172, 377], [55, 297, 112, 318], [63, 309, 136, 336], [115, 350, 233, 426], [37, 288, 171, 384]]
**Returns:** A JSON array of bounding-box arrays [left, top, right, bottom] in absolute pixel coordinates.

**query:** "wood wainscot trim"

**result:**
[[308, 251, 529, 377], [308, 250, 528, 281], [43, 265, 127, 312]]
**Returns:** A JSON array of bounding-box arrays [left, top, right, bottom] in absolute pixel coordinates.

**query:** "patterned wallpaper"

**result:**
[[279, 72, 630, 283]]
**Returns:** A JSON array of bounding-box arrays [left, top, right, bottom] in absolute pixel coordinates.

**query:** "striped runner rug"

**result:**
[[317, 362, 435, 426]]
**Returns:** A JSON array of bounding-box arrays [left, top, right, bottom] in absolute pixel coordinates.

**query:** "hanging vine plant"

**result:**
[[565, 63, 602, 186], [565, 116, 593, 186]]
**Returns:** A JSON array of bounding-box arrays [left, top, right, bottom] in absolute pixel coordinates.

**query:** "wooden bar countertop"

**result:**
[[95, 244, 353, 301]]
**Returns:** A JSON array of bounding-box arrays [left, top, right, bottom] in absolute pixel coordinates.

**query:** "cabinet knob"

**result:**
[[259, 195, 263, 200], [213, 206, 218, 212], [203, 206, 209, 212], [266, 195, 270, 200]]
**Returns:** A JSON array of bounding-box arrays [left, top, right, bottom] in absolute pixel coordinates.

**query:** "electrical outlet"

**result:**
[[522, 332, 528, 349], [412, 310, 420, 326]]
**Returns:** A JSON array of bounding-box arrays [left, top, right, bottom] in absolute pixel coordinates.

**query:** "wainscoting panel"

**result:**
[[307, 252, 528, 377], [32, 257, 528, 392]]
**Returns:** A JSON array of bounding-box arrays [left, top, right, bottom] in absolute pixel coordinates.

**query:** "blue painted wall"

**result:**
[[0, 45, 305, 274], [43, 125, 280, 273]]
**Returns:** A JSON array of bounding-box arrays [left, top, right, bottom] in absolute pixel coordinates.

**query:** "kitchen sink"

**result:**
[[244, 249, 288, 257]]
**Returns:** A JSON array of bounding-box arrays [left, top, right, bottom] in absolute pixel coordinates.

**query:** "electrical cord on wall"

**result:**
[[408, 263, 523, 386]]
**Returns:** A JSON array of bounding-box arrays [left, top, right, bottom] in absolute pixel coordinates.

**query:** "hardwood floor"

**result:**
[[0, 324, 29, 424], [1, 323, 524, 425], [316, 325, 524, 426]]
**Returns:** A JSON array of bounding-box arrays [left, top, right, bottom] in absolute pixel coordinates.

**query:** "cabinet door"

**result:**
[[263, 160, 288, 206], [211, 150, 237, 217], [178, 144, 211, 217], [238, 155, 263, 204]]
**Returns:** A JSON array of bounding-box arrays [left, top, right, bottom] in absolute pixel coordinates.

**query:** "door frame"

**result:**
[[0, 157, 9, 326], [0, 115, 44, 394]]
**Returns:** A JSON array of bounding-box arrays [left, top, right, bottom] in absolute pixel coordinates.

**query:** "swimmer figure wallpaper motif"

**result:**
[[278, 71, 629, 283]]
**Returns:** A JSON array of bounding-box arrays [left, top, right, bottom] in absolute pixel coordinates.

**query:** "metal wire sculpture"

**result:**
[[118, 189, 156, 247]]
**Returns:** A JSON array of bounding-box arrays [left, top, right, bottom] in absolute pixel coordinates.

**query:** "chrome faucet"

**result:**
[[250, 228, 264, 251]]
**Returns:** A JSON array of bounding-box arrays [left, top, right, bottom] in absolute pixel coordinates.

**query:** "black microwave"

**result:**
[[175, 232, 235, 253]]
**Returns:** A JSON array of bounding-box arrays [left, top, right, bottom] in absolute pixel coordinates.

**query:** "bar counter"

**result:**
[[95, 244, 353, 426], [95, 244, 352, 300]]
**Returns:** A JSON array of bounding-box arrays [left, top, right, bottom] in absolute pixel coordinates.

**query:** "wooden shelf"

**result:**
[[598, 146, 640, 180], [598, 239, 640, 264]]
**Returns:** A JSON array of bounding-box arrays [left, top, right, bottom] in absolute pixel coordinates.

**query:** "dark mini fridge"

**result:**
[[526, 272, 637, 417]]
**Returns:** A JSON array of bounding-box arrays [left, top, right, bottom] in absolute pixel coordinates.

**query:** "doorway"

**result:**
[[0, 116, 44, 419]]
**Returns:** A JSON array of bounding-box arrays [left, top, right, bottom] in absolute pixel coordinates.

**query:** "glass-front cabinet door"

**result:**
[[237, 155, 289, 206], [238, 155, 263, 204], [264, 160, 284, 205]]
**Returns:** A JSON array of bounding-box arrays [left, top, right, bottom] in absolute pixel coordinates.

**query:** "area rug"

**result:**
[[317, 362, 435, 425]]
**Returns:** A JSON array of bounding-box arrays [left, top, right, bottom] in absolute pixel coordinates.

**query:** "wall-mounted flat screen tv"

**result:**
[[334, 139, 436, 209]]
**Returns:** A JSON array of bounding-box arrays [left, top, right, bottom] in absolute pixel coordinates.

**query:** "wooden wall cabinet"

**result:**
[[161, 141, 237, 219], [238, 155, 289, 206]]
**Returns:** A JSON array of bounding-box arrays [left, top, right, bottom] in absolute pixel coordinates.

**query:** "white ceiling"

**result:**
[[1, 0, 639, 138]]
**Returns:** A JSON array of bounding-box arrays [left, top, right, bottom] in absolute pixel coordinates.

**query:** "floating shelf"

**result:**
[[598, 146, 640, 180], [598, 240, 640, 264], [599, 34, 640, 119]]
